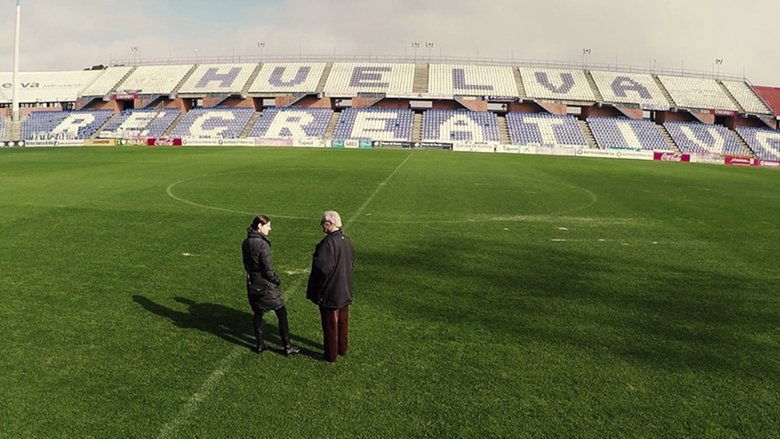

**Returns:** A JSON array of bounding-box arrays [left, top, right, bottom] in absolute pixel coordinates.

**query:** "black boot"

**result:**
[[254, 342, 267, 354]]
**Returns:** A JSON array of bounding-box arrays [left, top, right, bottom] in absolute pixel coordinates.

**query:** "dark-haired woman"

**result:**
[[241, 215, 300, 356]]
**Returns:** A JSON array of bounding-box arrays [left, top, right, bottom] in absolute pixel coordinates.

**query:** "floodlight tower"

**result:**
[[11, 0, 22, 122]]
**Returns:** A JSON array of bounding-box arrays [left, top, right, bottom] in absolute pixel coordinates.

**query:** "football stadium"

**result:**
[[2, 1, 779, 437]]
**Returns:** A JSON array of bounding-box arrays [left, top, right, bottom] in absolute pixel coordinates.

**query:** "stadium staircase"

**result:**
[[497, 115, 511, 144], [242, 64, 264, 98], [105, 66, 137, 99], [513, 68, 525, 97], [412, 113, 423, 142], [717, 80, 746, 113], [94, 113, 121, 139], [162, 112, 188, 137], [653, 76, 677, 108], [584, 71, 604, 102], [413, 64, 429, 94], [240, 111, 261, 138], [7, 121, 21, 142], [578, 120, 598, 148], [170, 65, 199, 99], [316, 63, 333, 94], [733, 131, 754, 157], [324, 111, 340, 139], [655, 124, 681, 153]]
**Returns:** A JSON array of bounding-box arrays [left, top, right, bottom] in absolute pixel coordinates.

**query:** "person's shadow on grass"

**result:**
[[132, 295, 322, 359]]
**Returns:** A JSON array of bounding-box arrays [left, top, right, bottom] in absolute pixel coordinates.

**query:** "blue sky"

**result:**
[[1, 0, 779, 86]]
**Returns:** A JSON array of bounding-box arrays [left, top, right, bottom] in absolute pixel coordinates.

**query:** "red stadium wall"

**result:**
[[164, 99, 191, 112], [753, 86, 780, 116], [581, 106, 624, 119], [371, 99, 410, 109], [208, 97, 255, 108], [507, 102, 546, 113], [85, 100, 121, 112], [432, 101, 466, 111], [655, 111, 697, 123], [275, 96, 332, 108]]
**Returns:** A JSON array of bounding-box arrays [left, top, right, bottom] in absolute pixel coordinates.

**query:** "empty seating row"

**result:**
[[99, 108, 180, 138], [735, 127, 780, 161], [520, 68, 596, 102], [169, 107, 254, 139], [506, 113, 586, 147], [81, 66, 133, 97], [665, 121, 749, 156], [21, 110, 114, 140], [422, 110, 500, 143], [658, 76, 739, 112], [250, 63, 326, 94], [588, 117, 670, 151], [249, 108, 333, 138], [118, 65, 194, 95], [333, 108, 413, 141], [429, 65, 518, 97], [590, 71, 670, 110], [323, 63, 415, 96], [0, 70, 103, 104], [721, 81, 772, 115], [179, 64, 257, 94]]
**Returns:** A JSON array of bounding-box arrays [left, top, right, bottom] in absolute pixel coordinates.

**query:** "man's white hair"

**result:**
[[322, 210, 342, 228]]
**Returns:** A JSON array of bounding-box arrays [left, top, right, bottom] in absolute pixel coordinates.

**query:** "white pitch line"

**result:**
[[157, 151, 414, 438], [344, 151, 414, 229], [158, 348, 243, 439]]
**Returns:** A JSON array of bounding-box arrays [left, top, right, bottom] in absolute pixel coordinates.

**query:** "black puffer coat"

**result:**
[[241, 228, 284, 311], [306, 230, 355, 309]]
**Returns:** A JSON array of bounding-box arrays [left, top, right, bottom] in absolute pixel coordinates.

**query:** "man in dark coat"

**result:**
[[242, 215, 299, 356], [306, 210, 355, 363]]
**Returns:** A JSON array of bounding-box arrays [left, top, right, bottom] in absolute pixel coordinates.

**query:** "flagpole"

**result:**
[[12, 0, 22, 122]]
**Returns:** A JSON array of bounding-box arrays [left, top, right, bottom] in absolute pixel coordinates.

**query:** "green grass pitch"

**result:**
[[1, 146, 779, 437]]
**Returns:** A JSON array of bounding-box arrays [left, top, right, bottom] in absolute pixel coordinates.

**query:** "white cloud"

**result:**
[[0, 0, 778, 85]]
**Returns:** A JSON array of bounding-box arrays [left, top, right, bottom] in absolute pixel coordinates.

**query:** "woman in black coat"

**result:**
[[241, 215, 299, 356]]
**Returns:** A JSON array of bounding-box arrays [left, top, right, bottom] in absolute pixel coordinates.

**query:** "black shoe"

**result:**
[[284, 345, 300, 356], [254, 344, 267, 354]]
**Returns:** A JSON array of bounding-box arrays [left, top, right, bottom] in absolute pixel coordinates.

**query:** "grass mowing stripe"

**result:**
[[166, 176, 309, 219], [157, 151, 413, 438], [345, 150, 414, 228]]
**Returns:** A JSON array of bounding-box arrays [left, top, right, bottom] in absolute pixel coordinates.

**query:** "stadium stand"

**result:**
[[721, 81, 772, 114], [178, 63, 256, 94], [506, 113, 587, 147], [664, 121, 750, 156], [590, 71, 671, 110], [81, 66, 134, 97], [587, 117, 670, 150], [324, 63, 414, 96], [422, 110, 500, 142], [657, 76, 739, 111], [117, 65, 194, 95], [735, 127, 780, 160], [99, 108, 181, 138], [0, 116, 5, 141], [249, 107, 333, 138], [249, 63, 327, 94], [169, 107, 254, 139], [332, 108, 414, 141], [0, 70, 102, 103], [21, 110, 113, 140], [428, 64, 519, 97], [519, 68, 596, 101]]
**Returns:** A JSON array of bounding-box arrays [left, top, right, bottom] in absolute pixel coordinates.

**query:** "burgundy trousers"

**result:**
[[319, 306, 349, 362]]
